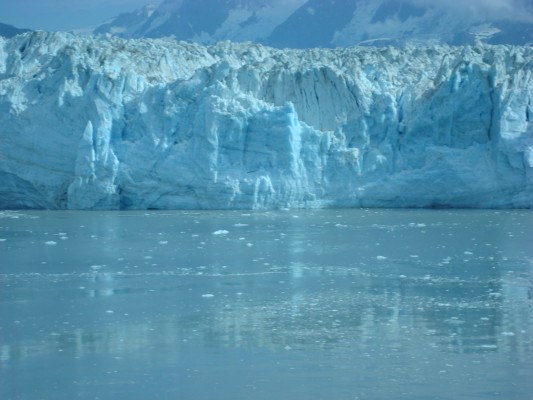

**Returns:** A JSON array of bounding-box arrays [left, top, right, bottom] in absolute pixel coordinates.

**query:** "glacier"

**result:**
[[0, 31, 532, 210]]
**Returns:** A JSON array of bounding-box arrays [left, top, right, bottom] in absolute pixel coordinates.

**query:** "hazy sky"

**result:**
[[1, 0, 532, 32], [0, 0, 156, 31]]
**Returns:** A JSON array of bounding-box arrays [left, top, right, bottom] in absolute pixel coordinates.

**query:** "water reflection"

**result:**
[[1, 209, 532, 399], [1, 258, 531, 365]]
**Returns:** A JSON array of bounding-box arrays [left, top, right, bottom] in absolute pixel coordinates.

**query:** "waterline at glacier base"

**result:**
[[1, 32, 532, 210]]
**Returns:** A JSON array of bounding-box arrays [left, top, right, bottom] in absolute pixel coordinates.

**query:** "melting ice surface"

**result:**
[[1, 33, 532, 210], [0, 209, 532, 400]]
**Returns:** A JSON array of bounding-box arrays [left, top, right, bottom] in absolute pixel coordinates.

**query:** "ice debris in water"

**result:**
[[201, 293, 215, 298], [45, 241, 57, 245], [213, 230, 229, 235]]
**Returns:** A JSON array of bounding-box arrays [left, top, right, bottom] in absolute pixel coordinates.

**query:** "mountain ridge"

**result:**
[[94, 0, 533, 47], [0, 22, 31, 38]]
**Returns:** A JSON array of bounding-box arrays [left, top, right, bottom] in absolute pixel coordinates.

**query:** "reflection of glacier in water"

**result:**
[[1, 209, 532, 399]]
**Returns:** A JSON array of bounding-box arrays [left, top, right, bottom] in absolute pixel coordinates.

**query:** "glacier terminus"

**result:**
[[0, 32, 532, 210]]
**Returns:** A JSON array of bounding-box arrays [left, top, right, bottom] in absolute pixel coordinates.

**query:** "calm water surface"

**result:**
[[1, 209, 532, 400]]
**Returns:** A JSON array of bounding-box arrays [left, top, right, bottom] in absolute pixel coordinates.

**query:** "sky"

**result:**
[[1, 0, 532, 33], [0, 0, 157, 31]]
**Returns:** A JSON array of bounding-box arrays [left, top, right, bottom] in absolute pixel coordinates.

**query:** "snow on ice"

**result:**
[[0, 32, 532, 210]]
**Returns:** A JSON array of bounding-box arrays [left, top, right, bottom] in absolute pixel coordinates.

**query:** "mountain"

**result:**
[[94, 4, 159, 37], [94, 0, 306, 44], [0, 22, 30, 38], [94, 0, 533, 47], [1, 32, 532, 210]]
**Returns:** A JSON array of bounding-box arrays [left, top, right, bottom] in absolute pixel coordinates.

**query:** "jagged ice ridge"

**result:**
[[0, 32, 532, 209]]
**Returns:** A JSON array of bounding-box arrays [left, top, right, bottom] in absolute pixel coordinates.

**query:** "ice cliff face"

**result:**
[[1, 32, 532, 210]]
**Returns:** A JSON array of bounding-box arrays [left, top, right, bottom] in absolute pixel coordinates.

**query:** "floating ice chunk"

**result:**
[[45, 241, 57, 245], [105, 310, 114, 314], [448, 317, 464, 325], [376, 256, 387, 260], [501, 331, 515, 336], [201, 293, 215, 298], [234, 223, 248, 227], [213, 230, 229, 235], [90, 265, 104, 270], [246, 243, 254, 247], [159, 240, 168, 244], [0, 239, 6, 242]]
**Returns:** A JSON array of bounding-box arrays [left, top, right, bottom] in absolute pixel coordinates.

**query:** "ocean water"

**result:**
[[1, 209, 532, 400]]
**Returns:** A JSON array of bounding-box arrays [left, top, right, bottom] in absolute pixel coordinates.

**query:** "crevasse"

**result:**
[[0, 32, 532, 209]]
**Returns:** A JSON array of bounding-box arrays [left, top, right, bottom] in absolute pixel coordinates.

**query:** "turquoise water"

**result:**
[[1, 209, 532, 399]]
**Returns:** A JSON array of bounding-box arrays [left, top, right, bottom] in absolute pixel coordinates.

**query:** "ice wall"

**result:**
[[0, 32, 532, 209]]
